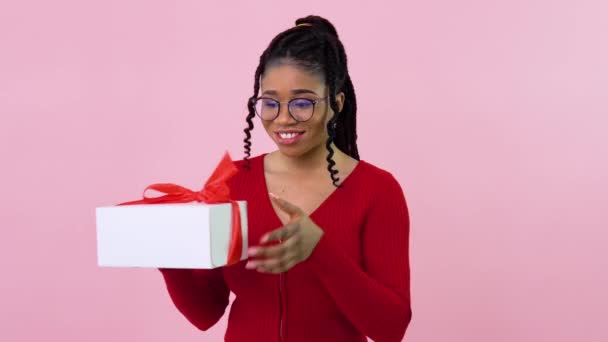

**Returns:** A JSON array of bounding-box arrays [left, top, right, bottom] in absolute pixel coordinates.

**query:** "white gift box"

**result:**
[[96, 201, 248, 269]]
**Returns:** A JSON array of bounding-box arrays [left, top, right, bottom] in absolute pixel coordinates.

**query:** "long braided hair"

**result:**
[[243, 15, 359, 187]]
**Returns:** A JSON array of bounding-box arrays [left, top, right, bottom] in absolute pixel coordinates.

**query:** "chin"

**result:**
[[276, 145, 308, 158], [275, 142, 325, 159]]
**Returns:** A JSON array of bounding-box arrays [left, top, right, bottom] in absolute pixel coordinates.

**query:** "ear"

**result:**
[[336, 91, 345, 113]]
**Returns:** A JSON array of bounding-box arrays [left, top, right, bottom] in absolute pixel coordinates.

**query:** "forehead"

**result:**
[[260, 64, 325, 93]]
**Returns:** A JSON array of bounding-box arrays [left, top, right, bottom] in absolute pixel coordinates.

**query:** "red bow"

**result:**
[[117, 152, 243, 266]]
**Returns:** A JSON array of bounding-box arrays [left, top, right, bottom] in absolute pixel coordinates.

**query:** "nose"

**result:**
[[274, 103, 297, 125]]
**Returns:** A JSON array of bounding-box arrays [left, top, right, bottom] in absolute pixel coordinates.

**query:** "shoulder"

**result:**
[[351, 160, 408, 212], [231, 153, 265, 172], [354, 160, 410, 221], [356, 160, 404, 191], [227, 153, 265, 196], [335, 158, 408, 208]]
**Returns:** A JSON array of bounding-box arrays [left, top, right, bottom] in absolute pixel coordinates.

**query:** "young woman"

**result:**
[[159, 15, 412, 342]]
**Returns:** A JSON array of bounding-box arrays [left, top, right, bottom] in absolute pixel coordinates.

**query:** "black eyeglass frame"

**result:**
[[250, 96, 330, 122]]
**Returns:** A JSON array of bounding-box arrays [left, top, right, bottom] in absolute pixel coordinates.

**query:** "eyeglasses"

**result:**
[[251, 96, 329, 122]]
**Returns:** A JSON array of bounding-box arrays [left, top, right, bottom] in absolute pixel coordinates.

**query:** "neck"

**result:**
[[272, 143, 345, 175]]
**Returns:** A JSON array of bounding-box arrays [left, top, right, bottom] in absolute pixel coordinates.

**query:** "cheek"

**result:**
[[310, 118, 329, 138]]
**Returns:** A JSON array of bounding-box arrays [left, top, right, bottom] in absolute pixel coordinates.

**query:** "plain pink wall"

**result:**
[[1, 0, 606, 341]]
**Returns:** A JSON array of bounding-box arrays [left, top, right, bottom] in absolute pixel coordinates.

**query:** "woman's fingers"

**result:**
[[245, 212, 321, 274], [269, 193, 304, 219], [259, 222, 300, 244], [247, 244, 285, 259], [253, 255, 298, 274], [246, 234, 301, 272], [249, 235, 299, 259]]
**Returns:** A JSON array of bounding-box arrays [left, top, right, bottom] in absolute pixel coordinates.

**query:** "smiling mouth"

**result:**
[[278, 132, 302, 139], [275, 131, 305, 145]]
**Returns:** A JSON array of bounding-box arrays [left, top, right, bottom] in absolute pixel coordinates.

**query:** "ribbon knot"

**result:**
[[193, 190, 206, 202], [116, 152, 243, 266]]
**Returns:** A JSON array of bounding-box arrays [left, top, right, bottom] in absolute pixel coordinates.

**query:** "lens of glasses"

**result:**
[[253, 98, 316, 122], [289, 98, 315, 121], [254, 98, 280, 120]]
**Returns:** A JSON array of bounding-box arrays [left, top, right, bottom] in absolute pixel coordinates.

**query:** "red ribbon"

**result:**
[[117, 152, 243, 266]]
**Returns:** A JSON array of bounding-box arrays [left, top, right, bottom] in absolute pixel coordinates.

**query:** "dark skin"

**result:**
[[245, 63, 359, 274]]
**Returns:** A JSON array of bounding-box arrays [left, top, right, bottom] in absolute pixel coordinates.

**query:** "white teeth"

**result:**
[[279, 132, 299, 139]]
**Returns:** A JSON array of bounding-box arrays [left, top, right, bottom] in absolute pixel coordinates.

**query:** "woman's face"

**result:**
[[259, 64, 344, 158]]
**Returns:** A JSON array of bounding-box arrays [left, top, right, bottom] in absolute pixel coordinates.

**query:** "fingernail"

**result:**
[[260, 235, 268, 244], [245, 262, 256, 269], [248, 248, 258, 256], [269, 192, 278, 199]]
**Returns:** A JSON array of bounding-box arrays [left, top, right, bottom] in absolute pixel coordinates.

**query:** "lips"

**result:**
[[275, 130, 305, 145]]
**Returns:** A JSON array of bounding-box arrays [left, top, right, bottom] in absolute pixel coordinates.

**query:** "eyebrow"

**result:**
[[261, 89, 318, 96]]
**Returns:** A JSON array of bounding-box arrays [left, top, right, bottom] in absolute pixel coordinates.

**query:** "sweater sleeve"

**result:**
[[158, 267, 230, 331], [306, 173, 412, 342]]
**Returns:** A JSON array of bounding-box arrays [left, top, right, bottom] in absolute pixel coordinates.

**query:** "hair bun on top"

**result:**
[[295, 15, 339, 38]]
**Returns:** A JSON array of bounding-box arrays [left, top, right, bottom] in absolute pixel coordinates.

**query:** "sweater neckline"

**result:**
[[257, 152, 365, 227]]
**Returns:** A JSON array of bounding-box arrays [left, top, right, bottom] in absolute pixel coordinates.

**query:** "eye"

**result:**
[[291, 99, 313, 109], [262, 99, 278, 108]]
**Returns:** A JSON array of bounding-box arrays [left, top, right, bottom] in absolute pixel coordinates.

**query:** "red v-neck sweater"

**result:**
[[159, 153, 412, 342]]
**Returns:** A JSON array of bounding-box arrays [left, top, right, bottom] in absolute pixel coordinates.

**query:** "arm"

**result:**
[[306, 175, 412, 342], [158, 267, 230, 331]]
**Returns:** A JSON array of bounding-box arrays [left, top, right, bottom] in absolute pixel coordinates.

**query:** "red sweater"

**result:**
[[159, 153, 412, 341]]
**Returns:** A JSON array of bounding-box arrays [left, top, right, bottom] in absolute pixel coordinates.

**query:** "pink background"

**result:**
[[1, 0, 606, 341]]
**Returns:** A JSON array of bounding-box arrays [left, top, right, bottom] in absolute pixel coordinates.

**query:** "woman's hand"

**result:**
[[245, 193, 324, 274]]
